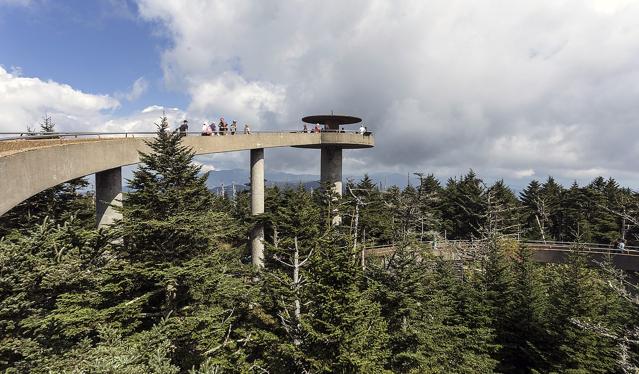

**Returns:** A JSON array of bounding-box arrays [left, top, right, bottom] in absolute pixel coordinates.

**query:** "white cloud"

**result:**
[[188, 72, 285, 129], [513, 169, 536, 179], [0, 66, 119, 132], [133, 0, 639, 184], [115, 77, 148, 102], [193, 160, 216, 173], [100, 105, 187, 133]]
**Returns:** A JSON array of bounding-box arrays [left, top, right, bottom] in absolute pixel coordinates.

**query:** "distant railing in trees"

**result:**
[[363, 239, 639, 257]]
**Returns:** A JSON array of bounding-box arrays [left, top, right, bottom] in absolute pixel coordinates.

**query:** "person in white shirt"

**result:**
[[359, 125, 366, 134], [618, 239, 626, 252], [201, 123, 211, 136]]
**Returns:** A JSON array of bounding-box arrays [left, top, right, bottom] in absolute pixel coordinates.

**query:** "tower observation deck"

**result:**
[[300, 114, 365, 197]]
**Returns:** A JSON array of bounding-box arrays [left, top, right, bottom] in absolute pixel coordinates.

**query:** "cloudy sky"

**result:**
[[2, 0, 639, 187]]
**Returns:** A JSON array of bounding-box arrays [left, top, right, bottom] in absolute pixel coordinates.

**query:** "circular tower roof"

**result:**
[[302, 114, 362, 126]]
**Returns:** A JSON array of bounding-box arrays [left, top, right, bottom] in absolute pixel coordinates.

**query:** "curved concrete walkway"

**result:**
[[0, 132, 374, 216]]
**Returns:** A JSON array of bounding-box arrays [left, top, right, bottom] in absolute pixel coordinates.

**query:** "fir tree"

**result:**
[[115, 116, 216, 263], [301, 232, 390, 373], [0, 178, 93, 237], [520, 179, 546, 240], [442, 170, 485, 239], [495, 243, 549, 372], [545, 253, 622, 372], [415, 173, 443, 240], [540, 176, 564, 240], [0, 216, 107, 371]]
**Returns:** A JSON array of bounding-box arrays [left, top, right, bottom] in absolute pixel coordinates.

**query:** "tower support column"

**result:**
[[321, 146, 343, 196], [321, 146, 343, 225], [95, 167, 122, 228], [250, 148, 265, 267]]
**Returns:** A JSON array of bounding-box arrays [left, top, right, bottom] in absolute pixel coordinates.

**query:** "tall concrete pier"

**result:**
[[95, 167, 122, 228], [250, 148, 265, 267], [320, 146, 343, 196]]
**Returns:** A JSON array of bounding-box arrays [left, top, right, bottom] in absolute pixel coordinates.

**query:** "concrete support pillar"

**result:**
[[250, 148, 265, 267], [321, 146, 343, 225], [95, 167, 122, 228], [320, 146, 343, 196]]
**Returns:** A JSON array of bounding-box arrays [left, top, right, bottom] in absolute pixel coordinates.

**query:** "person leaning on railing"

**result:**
[[618, 238, 626, 252], [201, 123, 212, 136], [179, 120, 188, 137]]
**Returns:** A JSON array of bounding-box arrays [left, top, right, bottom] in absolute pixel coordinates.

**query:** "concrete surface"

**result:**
[[0, 132, 374, 216], [250, 148, 265, 268], [95, 167, 122, 228]]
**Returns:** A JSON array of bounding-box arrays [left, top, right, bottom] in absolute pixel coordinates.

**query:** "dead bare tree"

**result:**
[[347, 186, 371, 269], [272, 236, 314, 346]]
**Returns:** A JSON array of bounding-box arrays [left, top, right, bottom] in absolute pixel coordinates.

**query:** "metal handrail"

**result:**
[[524, 239, 639, 250], [0, 130, 374, 141]]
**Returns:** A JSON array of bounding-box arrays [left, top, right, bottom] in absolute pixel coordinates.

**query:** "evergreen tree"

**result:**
[[0, 216, 107, 371], [301, 232, 390, 372], [369, 240, 498, 373], [519, 179, 546, 240], [483, 180, 520, 237], [40, 114, 56, 133], [0, 178, 92, 237], [493, 242, 549, 372], [442, 170, 485, 239], [368, 240, 431, 372], [584, 177, 620, 244], [97, 117, 252, 369], [545, 253, 624, 372], [115, 116, 219, 262], [352, 175, 394, 244], [561, 182, 590, 241], [540, 176, 564, 240], [415, 173, 443, 240]]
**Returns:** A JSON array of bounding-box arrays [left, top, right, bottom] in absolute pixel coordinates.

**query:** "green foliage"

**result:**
[[369, 240, 498, 373], [0, 177, 93, 238], [2, 134, 639, 374], [45, 322, 179, 374], [544, 252, 629, 373], [0, 216, 108, 371], [301, 232, 390, 373], [442, 170, 486, 239]]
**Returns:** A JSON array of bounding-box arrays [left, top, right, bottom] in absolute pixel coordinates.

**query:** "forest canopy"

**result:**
[[1, 119, 638, 373]]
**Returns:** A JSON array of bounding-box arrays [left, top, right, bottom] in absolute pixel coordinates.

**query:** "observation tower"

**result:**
[[301, 114, 364, 196]]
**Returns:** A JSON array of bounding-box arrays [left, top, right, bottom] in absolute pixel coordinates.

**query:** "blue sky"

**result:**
[[0, 0, 187, 114], [2, 0, 639, 187]]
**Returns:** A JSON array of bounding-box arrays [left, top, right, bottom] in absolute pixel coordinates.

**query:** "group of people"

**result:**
[[200, 118, 251, 136], [177, 119, 251, 137], [300, 123, 369, 134], [178, 118, 371, 137], [301, 124, 322, 133]]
